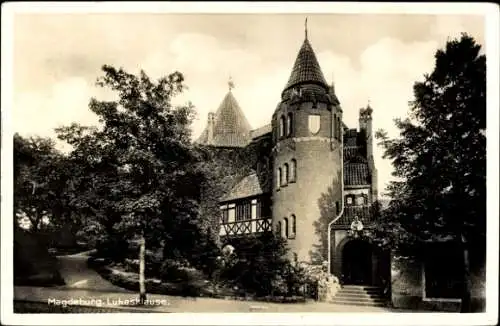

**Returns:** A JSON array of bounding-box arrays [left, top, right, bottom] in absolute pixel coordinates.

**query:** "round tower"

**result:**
[[271, 27, 344, 263]]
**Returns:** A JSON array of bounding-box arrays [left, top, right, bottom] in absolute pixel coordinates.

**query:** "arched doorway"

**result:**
[[342, 239, 373, 285]]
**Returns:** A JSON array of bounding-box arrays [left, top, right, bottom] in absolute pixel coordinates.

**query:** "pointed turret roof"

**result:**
[[196, 89, 252, 147], [283, 38, 328, 93]]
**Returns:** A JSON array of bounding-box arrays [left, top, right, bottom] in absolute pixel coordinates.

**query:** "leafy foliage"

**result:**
[[374, 33, 486, 250], [55, 65, 216, 268], [373, 34, 486, 311], [219, 233, 303, 297]]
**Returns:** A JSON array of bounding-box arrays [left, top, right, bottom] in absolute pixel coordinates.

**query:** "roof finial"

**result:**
[[228, 76, 235, 91], [305, 17, 308, 40]]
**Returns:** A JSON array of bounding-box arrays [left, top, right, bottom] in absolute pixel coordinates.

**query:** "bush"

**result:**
[[159, 259, 205, 283], [218, 233, 306, 297]]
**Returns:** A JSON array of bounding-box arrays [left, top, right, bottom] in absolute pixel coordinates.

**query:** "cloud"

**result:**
[[14, 77, 99, 146], [11, 14, 485, 196]]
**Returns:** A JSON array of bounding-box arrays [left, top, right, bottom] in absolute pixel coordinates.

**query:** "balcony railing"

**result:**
[[219, 217, 272, 237], [333, 205, 376, 227]]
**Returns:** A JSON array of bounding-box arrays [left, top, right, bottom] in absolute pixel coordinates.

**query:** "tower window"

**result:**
[[284, 217, 289, 238], [287, 113, 293, 136], [290, 159, 297, 182], [277, 168, 282, 189], [291, 215, 296, 236], [284, 163, 289, 185], [336, 202, 340, 215], [276, 221, 282, 236], [279, 116, 285, 138]]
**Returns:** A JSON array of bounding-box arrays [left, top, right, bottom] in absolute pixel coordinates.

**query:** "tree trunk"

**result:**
[[139, 235, 147, 304], [460, 233, 472, 312]]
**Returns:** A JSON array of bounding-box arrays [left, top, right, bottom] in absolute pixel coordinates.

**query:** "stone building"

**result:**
[[196, 28, 385, 288], [195, 26, 484, 311]]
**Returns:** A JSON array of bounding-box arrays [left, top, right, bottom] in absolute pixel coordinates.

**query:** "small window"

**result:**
[[335, 202, 340, 215], [290, 159, 297, 182], [356, 195, 365, 206], [284, 163, 289, 185], [276, 221, 282, 235], [284, 217, 289, 238], [346, 196, 353, 205], [279, 116, 285, 138], [291, 215, 296, 235], [287, 113, 293, 136], [277, 168, 282, 189]]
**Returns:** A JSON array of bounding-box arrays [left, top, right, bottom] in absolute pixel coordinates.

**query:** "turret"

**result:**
[[359, 103, 377, 201], [271, 20, 343, 264]]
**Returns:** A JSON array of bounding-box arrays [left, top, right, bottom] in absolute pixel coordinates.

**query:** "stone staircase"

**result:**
[[331, 285, 387, 307]]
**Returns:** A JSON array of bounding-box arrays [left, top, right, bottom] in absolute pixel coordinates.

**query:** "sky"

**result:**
[[11, 11, 485, 197]]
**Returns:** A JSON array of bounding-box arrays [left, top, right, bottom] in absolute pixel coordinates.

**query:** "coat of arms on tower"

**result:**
[[308, 115, 321, 134]]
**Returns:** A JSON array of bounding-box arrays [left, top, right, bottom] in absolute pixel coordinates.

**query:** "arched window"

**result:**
[[291, 215, 296, 235], [287, 113, 293, 136], [276, 221, 282, 236], [279, 116, 285, 138], [290, 159, 297, 182], [277, 168, 282, 189], [284, 217, 289, 238], [284, 163, 289, 185]]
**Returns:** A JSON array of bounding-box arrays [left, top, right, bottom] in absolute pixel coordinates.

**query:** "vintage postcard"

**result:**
[[1, 2, 498, 325]]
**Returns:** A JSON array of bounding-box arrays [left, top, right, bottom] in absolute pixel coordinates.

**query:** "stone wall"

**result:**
[[390, 251, 486, 312]]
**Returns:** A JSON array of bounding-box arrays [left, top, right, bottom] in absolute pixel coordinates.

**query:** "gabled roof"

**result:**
[[221, 173, 270, 202], [196, 90, 252, 147], [282, 38, 328, 94]]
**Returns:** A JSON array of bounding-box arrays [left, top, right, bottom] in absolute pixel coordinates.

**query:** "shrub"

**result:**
[[218, 233, 303, 297]]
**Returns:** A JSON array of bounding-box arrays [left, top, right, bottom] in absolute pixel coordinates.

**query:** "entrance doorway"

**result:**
[[342, 239, 373, 285]]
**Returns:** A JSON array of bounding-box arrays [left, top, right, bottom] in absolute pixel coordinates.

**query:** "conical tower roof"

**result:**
[[283, 38, 328, 93], [196, 89, 252, 147]]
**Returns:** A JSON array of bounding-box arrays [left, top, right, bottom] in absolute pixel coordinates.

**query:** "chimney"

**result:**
[[207, 112, 215, 145]]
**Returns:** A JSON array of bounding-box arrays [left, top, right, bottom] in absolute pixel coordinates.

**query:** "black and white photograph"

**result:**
[[1, 2, 498, 325]]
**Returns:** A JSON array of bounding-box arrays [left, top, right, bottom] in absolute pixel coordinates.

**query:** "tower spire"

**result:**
[[228, 76, 235, 92], [305, 17, 308, 40]]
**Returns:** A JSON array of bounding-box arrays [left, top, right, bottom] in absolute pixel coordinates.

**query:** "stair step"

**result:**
[[335, 292, 383, 300], [331, 299, 387, 307], [338, 289, 382, 296], [333, 296, 385, 303]]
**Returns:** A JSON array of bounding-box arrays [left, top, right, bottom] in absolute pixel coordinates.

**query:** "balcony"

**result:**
[[219, 217, 272, 237], [332, 205, 376, 228]]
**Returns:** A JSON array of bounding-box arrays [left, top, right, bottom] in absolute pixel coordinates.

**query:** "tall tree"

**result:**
[[14, 133, 70, 233], [56, 65, 207, 303], [374, 34, 486, 312]]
